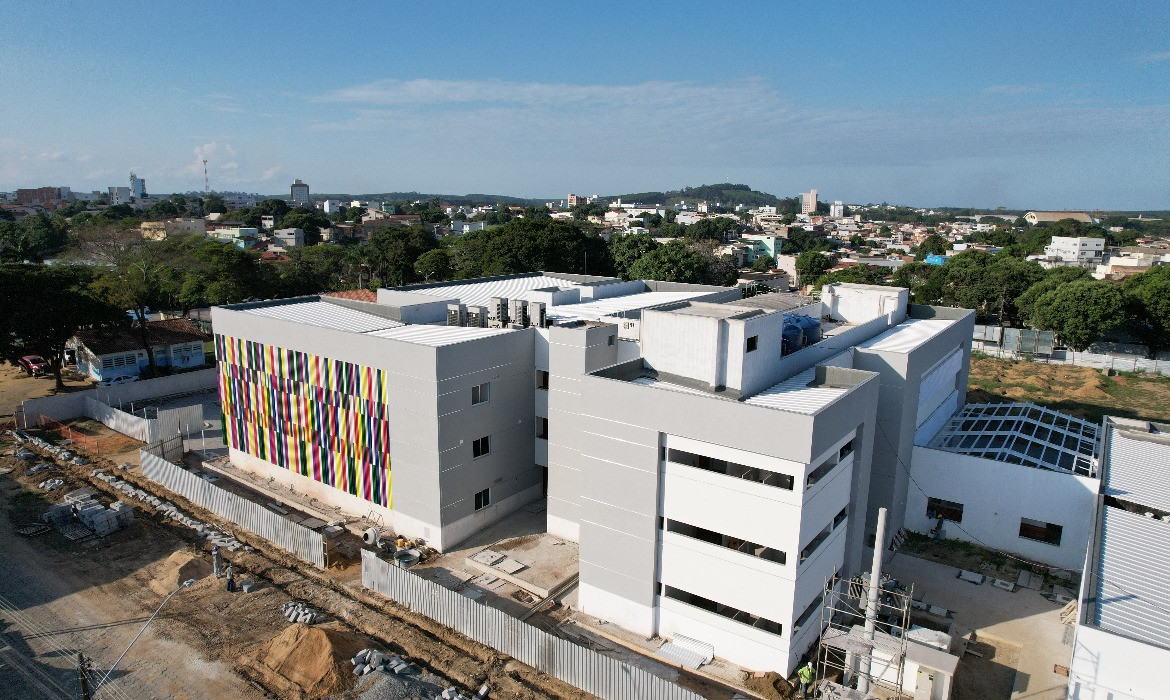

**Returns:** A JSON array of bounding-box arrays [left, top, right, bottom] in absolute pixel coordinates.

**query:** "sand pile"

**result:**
[[743, 671, 795, 699], [249, 622, 366, 699], [148, 551, 212, 596]]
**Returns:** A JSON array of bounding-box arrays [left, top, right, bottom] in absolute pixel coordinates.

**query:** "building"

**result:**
[[830, 201, 845, 218], [801, 189, 818, 215], [273, 227, 304, 248], [108, 186, 133, 205], [1067, 417, 1170, 700], [130, 172, 146, 200], [290, 179, 310, 207], [1024, 211, 1095, 225], [72, 319, 210, 382], [1043, 236, 1106, 266], [16, 186, 72, 207], [210, 227, 259, 249], [567, 194, 586, 207], [450, 221, 487, 236], [321, 199, 345, 215]]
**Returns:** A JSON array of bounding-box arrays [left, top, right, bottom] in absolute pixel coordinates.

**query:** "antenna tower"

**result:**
[[203, 159, 209, 195]]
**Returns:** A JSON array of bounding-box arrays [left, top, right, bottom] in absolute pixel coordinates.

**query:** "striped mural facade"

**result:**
[[215, 334, 392, 508]]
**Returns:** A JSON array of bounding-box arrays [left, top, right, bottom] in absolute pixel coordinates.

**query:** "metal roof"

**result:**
[[744, 368, 850, 415], [923, 402, 1099, 477], [1091, 505, 1170, 649], [241, 300, 402, 333], [549, 291, 713, 321], [403, 275, 580, 307], [364, 325, 515, 347], [857, 318, 954, 353], [1103, 427, 1170, 513]]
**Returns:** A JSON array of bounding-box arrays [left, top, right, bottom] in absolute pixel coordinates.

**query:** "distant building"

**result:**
[[108, 186, 132, 205], [260, 215, 275, 230], [273, 227, 304, 248], [1044, 236, 1105, 266], [450, 221, 487, 236], [1024, 211, 1094, 225], [290, 179, 310, 207], [130, 172, 146, 200], [321, 199, 345, 215], [830, 201, 844, 218], [210, 226, 259, 249], [16, 186, 72, 207], [567, 193, 585, 207], [801, 189, 818, 215], [71, 318, 210, 382]]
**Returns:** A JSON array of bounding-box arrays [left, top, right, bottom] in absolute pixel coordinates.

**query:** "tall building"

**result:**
[[210, 274, 975, 676], [830, 201, 844, 218], [130, 172, 146, 200], [801, 189, 818, 215], [567, 193, 585, 207], [290, 179, 311, 207], [107, 186, 132, 205]]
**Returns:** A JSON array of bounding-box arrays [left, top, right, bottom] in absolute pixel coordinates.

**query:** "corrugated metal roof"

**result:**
[[744, 368, 849, 415], [549, 291, 711, 320], [1092, 506, 1170, 649], [405, 275, 580, 307], [1104, 429, 1170, 513], [241, 301, 402, 333], [857, 318, 954, 353], [364, 325, 515, 347]]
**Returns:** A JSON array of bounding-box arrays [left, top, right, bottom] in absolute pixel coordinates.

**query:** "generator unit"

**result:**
[[466, 305, 488, 328], [487, 297, 509, 328], [447, 303, 467, 327]]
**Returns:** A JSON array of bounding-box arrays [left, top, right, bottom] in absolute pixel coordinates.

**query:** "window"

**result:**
[[474, 488, 490, 511], [536, 417, 548, 440], [608, 334, 615, 346], [667, 447, 794, 490], [660, 584, 783, 637], [663, 517, 786, 565], [1019, 518, 1063, 546], [926, 497, 964, 523], [535, 370, 550, 390], [746, 335, 758, 352], [472, 436, 490, 458], [471, 382, 490, 405]]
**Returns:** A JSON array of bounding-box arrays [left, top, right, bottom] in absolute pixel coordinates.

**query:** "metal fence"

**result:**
[[141, 451, 325, 568], [143, 433, 183, 461], [361, 550, 703, 700], [37, 414, 132, 452]]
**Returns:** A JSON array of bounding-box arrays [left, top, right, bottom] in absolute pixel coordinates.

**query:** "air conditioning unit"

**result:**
[[447, 303, 467, 327], [466, 305, 487, 328], [528, 301, 546, 328], [510, 298, 529, 328], [487, 297, 509, 328]]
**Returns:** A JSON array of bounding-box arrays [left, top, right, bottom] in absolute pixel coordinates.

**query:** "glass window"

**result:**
[[472, 436, 490, 458], [474, 488, 490, 511], [926, 497, 964, 523], [535, 370, 549, 390], [1019, 518, 1063, 546], [746, 335, 758, 352], [471, 382, 490, 405]]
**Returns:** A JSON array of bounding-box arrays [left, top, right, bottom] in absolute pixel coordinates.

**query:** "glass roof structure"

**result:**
[[923, 402, 1100, 477]]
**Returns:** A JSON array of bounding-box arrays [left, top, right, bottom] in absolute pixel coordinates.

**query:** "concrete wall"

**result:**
[[1069, 624, 1170, 700], [907, 446, 1098, 570], [22, 368, 216, 427]]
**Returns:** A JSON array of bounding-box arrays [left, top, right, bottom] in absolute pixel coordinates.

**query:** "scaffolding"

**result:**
[[814, 572, 914, 699]]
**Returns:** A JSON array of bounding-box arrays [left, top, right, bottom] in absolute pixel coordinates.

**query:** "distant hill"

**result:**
[[607, 183, 788, 208], [311, 192, 548, 206]]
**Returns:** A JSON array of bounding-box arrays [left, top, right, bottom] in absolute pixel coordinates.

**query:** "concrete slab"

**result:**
[[887, 553, 1071, 700]]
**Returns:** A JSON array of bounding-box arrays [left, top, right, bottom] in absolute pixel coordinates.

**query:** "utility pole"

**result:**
[[203, 159, 209, 195], [857, 507, 888, 695], [77, 652, 92, 700]]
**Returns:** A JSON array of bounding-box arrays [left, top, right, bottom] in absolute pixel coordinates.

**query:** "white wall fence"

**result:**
[[360, 550, 703, 700], [80, 396, 203, 444], [973, 342, 1170, 377], [141, 451, 325, 568], [21, 368, 217, 428]]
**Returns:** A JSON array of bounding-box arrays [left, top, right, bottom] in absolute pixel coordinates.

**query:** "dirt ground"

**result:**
[[0, 428, 600, 700], [968, 355, 1170, 423], [952, 636, 1020, 700], [0, 364, 92, 419]]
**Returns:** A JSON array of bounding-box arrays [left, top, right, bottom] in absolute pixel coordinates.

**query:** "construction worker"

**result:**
[[225, 563, 236, 593], [212, 545, 223, 578], [798, 661, 815, 699]]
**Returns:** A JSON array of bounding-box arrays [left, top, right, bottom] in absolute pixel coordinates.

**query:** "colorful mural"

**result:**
[[215, 334, 392, 508]]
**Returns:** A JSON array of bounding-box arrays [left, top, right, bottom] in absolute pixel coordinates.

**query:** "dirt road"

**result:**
[[0, 365, 91, 420]]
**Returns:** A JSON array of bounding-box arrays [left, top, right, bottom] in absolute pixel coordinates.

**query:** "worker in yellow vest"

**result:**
[[798, 661, 815, 699]]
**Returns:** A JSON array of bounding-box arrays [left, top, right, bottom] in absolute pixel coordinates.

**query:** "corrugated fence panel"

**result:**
[[141, 451, 325, 568], [361, 550, 702, 700]]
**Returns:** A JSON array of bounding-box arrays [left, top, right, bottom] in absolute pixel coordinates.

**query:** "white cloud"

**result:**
[[1140, 50, 1170, 64], [260, 166, 281, 181]]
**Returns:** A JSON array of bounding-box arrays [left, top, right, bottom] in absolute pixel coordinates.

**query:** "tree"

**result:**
[[1030, 280, 1123, 352], [752, 254, 776, 272], [203, 194, 227, 214], [795, 251, 832, 287], [657, 222, 683, 238], [367, 225, 438, 286], [0, 264, 123, 389], [280, 207, 332, 245], [610, 233, 661, 280], [627, 240, 709, 284], [414, 248, 452, 282], [814, 264, 886, 290], [1123, 266, 1170, 358], [448, 219, 612, 279], [1016, 267, 1090, 324], [890, 261, 947, 304], [914, 234, 949, 260]]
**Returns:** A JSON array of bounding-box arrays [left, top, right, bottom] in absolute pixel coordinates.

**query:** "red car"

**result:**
[[18, 355, 49, 377]]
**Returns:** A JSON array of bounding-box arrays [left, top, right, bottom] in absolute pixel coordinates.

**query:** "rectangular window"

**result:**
[[746, 335, 758, 352], [663, 517, 786, 565], [926, 497, 964, 523], [536, 417, 548, 440], [535, 370, 550, 390], [474, 488, 490, 511], [660, 585, 783, 637], [667, 447, 794, 490], [608, 334, 615, 346], [472, 436, 490, 458], [102, 357, 113, 368], [1019, 518, 1063, 546], [471, 382, 490, 405]]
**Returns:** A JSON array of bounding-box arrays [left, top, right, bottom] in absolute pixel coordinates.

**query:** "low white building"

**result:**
[[274, 227, 304, 248], [1045, 236, 1105, 266]]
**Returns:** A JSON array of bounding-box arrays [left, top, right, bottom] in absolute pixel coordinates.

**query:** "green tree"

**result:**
[[1030, 280, 1123, 352], [1123, 266, 1170, 358], [203, 194, 227, 214], [367, 225, 438, 286], [627, 240, 709, 284], [890, 261, 947, 304], [814, 264, 886, 290], [751, 254, 776, 272], [414, 248, 452, 282], [0, 264, 123, 389], [795, 251, 832, 286], [1016, 267, 1090, 324], [280, 207, 332, 244], [610, 233, 661, 280], [449, 219, 611, 279], [914, 234, 949, 260]]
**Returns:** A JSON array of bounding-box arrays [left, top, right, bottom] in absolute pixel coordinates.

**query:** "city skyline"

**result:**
[[1, 1, 1168, 209]]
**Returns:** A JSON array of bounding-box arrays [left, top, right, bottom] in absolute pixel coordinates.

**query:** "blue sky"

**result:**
[[1, 1, 1167, 209]]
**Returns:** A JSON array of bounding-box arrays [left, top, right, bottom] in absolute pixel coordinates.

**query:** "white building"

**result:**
[[1068, 417, 1170, 700], [130, 172, 146, 200], [107, 186, 132, 205], [273, 227, 304, 248], [321, 199, 345, 215], [1045, 237, 1106, 266], [801, 189, 818, 215], [830, 201, 844, 218], [290, 179, 310, 207]]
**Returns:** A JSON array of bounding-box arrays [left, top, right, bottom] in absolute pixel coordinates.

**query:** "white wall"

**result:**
[[907, 446, 1098, 570], [1069, 624, 1170, 700], [823, 284, 908, 324]]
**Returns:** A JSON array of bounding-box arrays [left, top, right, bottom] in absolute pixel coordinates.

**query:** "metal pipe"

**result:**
[[94, 579, 196, 694], [857, 507, 888, 694]]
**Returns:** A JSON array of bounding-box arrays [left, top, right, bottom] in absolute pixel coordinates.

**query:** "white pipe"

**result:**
[[857, 507, 888, 695]]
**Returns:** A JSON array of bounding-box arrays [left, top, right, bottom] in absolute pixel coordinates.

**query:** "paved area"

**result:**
[[886, 552, 1071, 700]]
